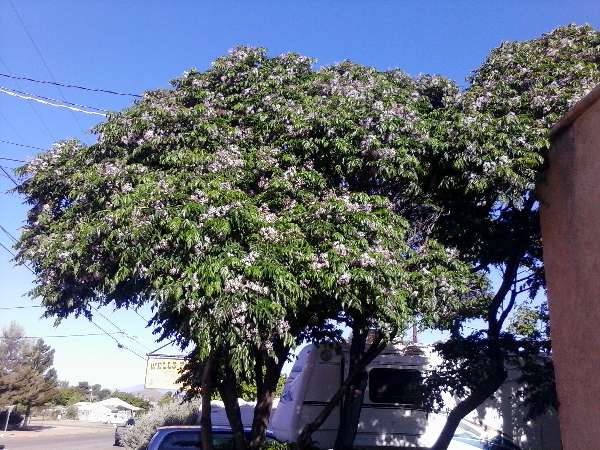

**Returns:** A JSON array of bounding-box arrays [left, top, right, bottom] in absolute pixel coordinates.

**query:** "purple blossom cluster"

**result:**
[[223, 275, 270, 296]]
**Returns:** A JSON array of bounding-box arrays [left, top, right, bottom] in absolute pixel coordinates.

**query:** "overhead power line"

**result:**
[[0, 331, 126, 339], [94, 308, 152, 352], [0, 241, 17, 259], [0, 234, 34, 274], [0, 139, 45, 151], [0, 156, 26, 163], [0, 240, 33, 276], [1, 223, 154, 344], [0, 86, 107, 117], [2, 86, 110, 113], [88, 318, 146, 360], [0, 300, 147, 359], [148, 340, 177, 355], [134, 309, 150, 323], [0, 109, 30, 143], [0, 224, 18, 242], [0, 165, 19, 186], [0, 73, 142, 98], [0, 305, 43, 310], [0, 55, 55, 140], [8, 0, 85, 132]]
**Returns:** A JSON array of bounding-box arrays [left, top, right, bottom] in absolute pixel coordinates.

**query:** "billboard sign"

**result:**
[[145, 355, 186, 390]]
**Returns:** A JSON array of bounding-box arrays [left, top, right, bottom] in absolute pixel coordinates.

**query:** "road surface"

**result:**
[[1, 429, 115, 449], [1, 423, 115, 450]]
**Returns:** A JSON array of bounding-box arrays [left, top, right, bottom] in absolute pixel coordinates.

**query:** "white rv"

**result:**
[[270, 342, 562, 450]]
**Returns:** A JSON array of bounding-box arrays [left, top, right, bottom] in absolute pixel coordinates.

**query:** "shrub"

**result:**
[[263, 441, 298, 450], [213, 440, 296, 450], [64, 405, 78, 420], [48, 407, 64, 420], [121, 399, 201, 450]]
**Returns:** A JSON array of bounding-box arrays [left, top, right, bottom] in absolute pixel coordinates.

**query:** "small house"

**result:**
[[74, 397, 141, 424]]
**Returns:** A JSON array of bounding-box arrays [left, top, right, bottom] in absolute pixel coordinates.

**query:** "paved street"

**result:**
[[1, 429, 115, 449], [0, 420, 116, 450]]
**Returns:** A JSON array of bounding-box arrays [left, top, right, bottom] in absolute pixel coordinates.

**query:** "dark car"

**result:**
[[485, 435, 522, 450], [148, 426, 277, 450], [114, 417, 135, 446]]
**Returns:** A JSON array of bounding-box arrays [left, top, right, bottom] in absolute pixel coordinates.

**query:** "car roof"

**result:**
[[155, 426, 275, 438], [157, 425, 244, 431]]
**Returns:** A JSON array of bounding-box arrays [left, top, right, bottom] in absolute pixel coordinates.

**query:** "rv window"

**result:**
[[368, 368, 423, 406]]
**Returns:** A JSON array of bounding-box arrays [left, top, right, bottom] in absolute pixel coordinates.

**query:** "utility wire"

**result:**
[[0, 331, 127, 339], [0, 173, 11, 181], [0, 86, 106, 116], [0, 72, 142, 98], [0, 295, 147, 359], [87, 318, 146, 360], [0, 224, 18, 242], [1, 86, 110, 113], [0, 165, 18, 186], [0, 240, 34, 273], [134, 309, 150, 323], [0, 305, 43, 310], [0, 109, 30, 144], [0, 241, 17, 260], [0, 139, 45, 151], [0, 156, 26, 163], [8, 0, 85, 132], [0, 266, 146, 360], [94, 308, 152, 352], [148, 341, 172, 355], [0, 55, 55, 140], [0, 222, 34, 274]]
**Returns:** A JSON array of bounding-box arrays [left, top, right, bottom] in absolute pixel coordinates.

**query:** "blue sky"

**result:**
[[1, 1, 599, 390]]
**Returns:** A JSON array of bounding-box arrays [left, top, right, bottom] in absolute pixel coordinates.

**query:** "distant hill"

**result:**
[[120, 384, 173, 402]]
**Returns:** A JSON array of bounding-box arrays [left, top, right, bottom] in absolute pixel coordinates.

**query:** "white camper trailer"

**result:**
[[270, 342, 562, 450]]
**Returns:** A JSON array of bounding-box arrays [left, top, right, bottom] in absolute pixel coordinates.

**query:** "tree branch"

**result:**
[[497, 286, 519, 331]]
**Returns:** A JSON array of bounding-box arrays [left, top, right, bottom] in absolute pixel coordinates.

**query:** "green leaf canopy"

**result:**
[[16, 48, 480, 371]]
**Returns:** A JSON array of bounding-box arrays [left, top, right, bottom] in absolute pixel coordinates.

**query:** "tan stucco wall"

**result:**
[[540, 96, 600, 450]]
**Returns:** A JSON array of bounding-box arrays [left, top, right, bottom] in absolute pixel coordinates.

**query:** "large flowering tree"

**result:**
[[15, 49, 479, 449]]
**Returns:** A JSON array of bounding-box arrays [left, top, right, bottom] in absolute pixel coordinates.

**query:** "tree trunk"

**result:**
[[429, 231, 531, 449], [430, 311, 511, 449], [296, 374, 351, 450], [200, 353, 217, 450], [297, 335, 386, 450], [23, 403, 31, 428], [430, 368, 506, 450], [248, 344, 289, 450], [334, 371, 368, 450], [218, 367, 248, 450], [333, 326, 368, 450]]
